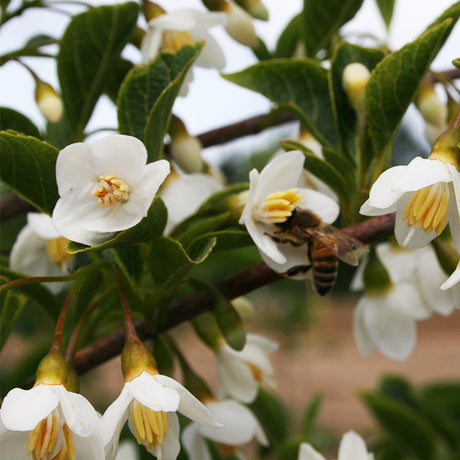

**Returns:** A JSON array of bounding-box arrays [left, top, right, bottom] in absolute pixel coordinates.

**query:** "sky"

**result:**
[[0, 0, 458, 136]]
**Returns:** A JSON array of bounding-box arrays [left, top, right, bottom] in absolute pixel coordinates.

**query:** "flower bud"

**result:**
[[121, 337, 158, 382], [415, 80, 448, 128], [234, 0, 269, 20], [429, 110, 460, 168], [342, 62, 371, 114], [35, 80, 63, 123], [169, 116, 204, 173], [231, 296, 255, 321]]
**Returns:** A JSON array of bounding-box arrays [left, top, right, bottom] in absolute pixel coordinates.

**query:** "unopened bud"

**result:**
[[142, 0, 165, 22], [415, 80, 448, 128], [234, 0, 269, 20], [342, 62, 371, 114], [231, 296, 255, 321], [224, 1, 258, 48], [35, 80, 63, 123], [169, 116, 204, 173]]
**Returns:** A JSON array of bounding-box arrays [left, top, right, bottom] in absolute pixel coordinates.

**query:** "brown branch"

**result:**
[[71, 213, 395, 376]]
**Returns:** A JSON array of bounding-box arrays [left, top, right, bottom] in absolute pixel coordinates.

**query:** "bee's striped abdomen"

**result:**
[[310, 242, 338, 296]]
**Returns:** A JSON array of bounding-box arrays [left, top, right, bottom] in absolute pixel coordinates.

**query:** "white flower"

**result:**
[[113, 439, 140, 460], [216, 333, 278, 403], [360, 156, 460, 250], [352, 243, 435, 361], [52, 134, 170, 246], [141, 9, 226, 69], [102, 370, 219, 460], [298, 431, 373, 460], [0, 383, 104, 459], [239, 151, 339, 277], [441, 260, 460, 304], [182, 398, 268, 460], [10, 213, 71, 293], [160, 169, 224, 234]]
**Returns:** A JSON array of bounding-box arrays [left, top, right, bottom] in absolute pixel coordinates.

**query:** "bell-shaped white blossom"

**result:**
[[182, 398, 268, 460], [52, 134, 170, 246], [160, 169, 224, 234], [298, 431, 373, 460], [102, 370, 219, 460], [360, 156, 460, 250], [0, 383, 104, 459], [10, 213, 71, 293], [215, 333, 278, 403], [239, 151, 339, 277], [141, 9, 226, 68]]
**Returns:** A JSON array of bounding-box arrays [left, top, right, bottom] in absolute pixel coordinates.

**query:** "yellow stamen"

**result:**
[[248, 363, 263, 382], [62, 423, 76, 460], [253, 188, 303, 224], [46, 237, 71, 270], [27, 413, 60, 460], [402, 183, 449, 245], [129, 400, 168, 450], [93, 174, 130, 207], [160, 30, 194, 54], [51, 444, 68, 460]]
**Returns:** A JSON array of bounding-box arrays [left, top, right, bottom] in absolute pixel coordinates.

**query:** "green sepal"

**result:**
[[0, 131, 59, 215], [57, 2, 139, 140]]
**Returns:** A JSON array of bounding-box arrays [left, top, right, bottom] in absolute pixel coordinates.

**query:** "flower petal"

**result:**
[[353, 300, 375, 357], [150, 412, 180, 459], [338, 431, 370, 460], [153, 375, 218, 427], [441, 260, 460, 290], [259, 245, 311, 279], [0, 422, 31, 460], [0, 385, 59, 431], [72, 430, 105, 460], [27, 213, 60, 239], [182, 423, 212, 460], [298, 443, 326, 460], [297, 189, 340, 224]]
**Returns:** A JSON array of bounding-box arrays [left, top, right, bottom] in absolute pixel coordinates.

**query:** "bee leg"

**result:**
[[284, 265, 311, 277], [264, 233, 303, 247]]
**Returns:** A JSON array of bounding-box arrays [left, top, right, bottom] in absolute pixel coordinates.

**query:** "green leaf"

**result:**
[[329, 42, 385, 158], [57, 2, 139, 139], [376, 0, 396, 29], [361, 392, 437, 460], [302, 0, 365, 57], [300, 392, 324, 436], [275, 13, 303, 58], [224, 59, 339, 149], [67, 196, 167, 254], [189, 230, 253, 255], [364, 19, 453, 158], [103, 58, 134, 102], [117, 43, 204, 162], [424, 1, 460, 49], [454, 58, 460, 69], [0, 131, 58, 214], [0, 107, 41, 137], [0, 291, 27, 349], [282, 139, 350, 202]]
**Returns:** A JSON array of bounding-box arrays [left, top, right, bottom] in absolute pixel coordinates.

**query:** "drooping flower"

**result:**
[[52, 134, 170, 246], [298, 431, 373, 460], [239, 151, 339, 277], [10, 213, 71, 293], [182, 398, 268, 460], [360, 156, 460, 250], [141, 8, 226, 69], [0, 352, 104, 460], [215, 333, 278, 403], [102, 370, 219, 460], [160, 169, 224, 234]]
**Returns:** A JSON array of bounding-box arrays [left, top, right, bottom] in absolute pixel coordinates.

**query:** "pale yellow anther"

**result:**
[[129, 400, 168, 450], [160, 30, 194, 54], [253, 188, 303, 224], [27, 413, 61, 460], [62, 423, 75, 460], [93, 174, 130, 207], [402, 184, 449, 245], [46, 237, 71, 270]]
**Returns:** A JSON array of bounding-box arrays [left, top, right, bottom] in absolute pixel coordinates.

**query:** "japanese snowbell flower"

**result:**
[[352, 242, 434, 361], [360, 156, 460, 250], [182, 398, 268, 460], [141, 8, 226, 69], [0, 384, 104, 459], [298, 431, 373, 460], [52, 134, 170, 246], [239, 151, 339, 277], [215, 333, 278, 403], [102, 370, 219, 460], [160, 169, 224, 234], [10, 213, 71, 293]]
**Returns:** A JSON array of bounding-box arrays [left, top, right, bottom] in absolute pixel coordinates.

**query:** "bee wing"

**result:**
[[303, 225, 367, 266]]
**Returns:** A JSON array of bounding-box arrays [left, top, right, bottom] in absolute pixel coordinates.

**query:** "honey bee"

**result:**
[[269, 208, 367, 296]]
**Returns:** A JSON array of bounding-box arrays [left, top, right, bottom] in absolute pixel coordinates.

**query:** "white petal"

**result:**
[[0, 385, 59, 431], [441, 261, 460, 290], [188, 9, 227, 28], [447, 177, 460, 252], [182, 423, 212, 460], [298, 443, 326, 460], [0, 423, 31, 460], [126, 372, 180, 413], [376, 242, 416, 283], [297, 189, 340, 224], [72, 429, 105, 459], [353, 300, 375, 356], [140, 28, 162, 64], [199, 400, 257, 444], [338, 431, 369, 460], [55, 386, 100, 437], [27, 213, 60, 239], [259, 245, 311, 280], [363, 298, 416, 360], [113, 440, 140, 460], [247, 220, 288, 264], [194, 33, 226, 69], [101, 385, 133, 445], [391, 283, 431, 320], [153, 374, 218, 427], [149, 11, 196, 31], [246, 334, 279, 354]]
